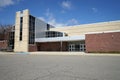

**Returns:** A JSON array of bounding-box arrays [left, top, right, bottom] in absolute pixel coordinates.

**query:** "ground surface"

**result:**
[[0, 53, 120, 80]]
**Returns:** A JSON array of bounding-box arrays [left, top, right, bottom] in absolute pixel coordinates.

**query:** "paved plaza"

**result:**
[[0, 52, 120, 80]]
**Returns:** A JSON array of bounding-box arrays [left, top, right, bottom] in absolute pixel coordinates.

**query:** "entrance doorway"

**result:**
[[68, 41, 85, 52]]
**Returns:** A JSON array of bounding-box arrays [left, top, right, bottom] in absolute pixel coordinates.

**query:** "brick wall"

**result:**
[[0, 40, 8, 50], [36, 42, 68, 51], [0, 34, 4, 40], [85, 32, 120, 53], [29, 44, 37, 52]]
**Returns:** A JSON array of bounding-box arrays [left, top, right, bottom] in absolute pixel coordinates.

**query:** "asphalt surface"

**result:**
[[0, 54, 120, 80]]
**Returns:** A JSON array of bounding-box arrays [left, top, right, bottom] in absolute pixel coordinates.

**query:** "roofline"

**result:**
[[85, 30, 120, 34], [51, 20, 120, 28], [35, 35, 85, 42]]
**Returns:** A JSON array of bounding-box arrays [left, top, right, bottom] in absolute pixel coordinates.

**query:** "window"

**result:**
[[20, 17, 23, 41], [45, 31, 64, 38], [29, 15, 35, 44], [47, 24, 50, 30]]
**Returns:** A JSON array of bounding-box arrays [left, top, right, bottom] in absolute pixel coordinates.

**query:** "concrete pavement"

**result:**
[[0, 53, 120, 80]]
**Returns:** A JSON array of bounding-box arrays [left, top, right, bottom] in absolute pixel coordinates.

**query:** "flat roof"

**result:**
[[35, 35, 85, 42], [51, 20, 120, 28]]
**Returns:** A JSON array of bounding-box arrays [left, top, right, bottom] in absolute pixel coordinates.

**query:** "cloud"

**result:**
[[92, 8, 98, 13], [67, 18, 79, 26], [47, 18, 79, 27], [38, 9, 79, 27], [48, 19, 66, 27], [38, 17, 46, 22], [42, 9, 66, 27], [40, 9, 79, 27], [0, 0, 14, 7], [61, 10, 66, 13], [0, 0, 21, 8], [45, 8, 55, 21], [39, 16, 66, 27], [61, 1, 72, 9], [45, 8, 52, 17]]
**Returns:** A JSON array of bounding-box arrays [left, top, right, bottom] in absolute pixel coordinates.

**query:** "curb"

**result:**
[[0, 52, 120, 56]]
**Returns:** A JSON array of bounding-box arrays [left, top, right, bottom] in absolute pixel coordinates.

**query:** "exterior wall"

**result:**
[[14, 9, 29, 52], [35, 18, 54, 38], [0, 40, 8, 50], [68, 41, 85, 51], [35, 18, 47, 38], [28, 44, 37, 52], [13, 9, 120, 52], [0, 34, 4, 40], [14, 9, 54, 52], [8, 31, 14, 51], [0, 27, 14, 51], [85, 32, 120, 53], [36, 42, 68, 51], [51, 21, 120, 36], [0, 27, 12, 40]]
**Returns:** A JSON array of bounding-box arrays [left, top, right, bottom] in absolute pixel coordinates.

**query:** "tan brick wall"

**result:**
[[51, 21, 120, 36], [14, 9, 29, 52], [85, 32, 120, 53]]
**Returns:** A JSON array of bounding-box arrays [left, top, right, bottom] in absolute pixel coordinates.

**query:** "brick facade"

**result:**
[[29, 44, 37, 52], [0, 34, 4, 40], [85, 32, 120, 53], [36, 42, 68, 51], [0, 40, 8, 50]]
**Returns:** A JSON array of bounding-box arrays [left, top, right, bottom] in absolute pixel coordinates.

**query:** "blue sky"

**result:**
[[0, 0, 120, 27]]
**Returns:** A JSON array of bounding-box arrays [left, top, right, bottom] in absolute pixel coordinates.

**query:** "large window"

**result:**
[[29, 15, 35, 44], [8, 31, 14, 50], [47, 24, 50, 30], [45, 31, 67, 38], [19, 17, 23, 41]]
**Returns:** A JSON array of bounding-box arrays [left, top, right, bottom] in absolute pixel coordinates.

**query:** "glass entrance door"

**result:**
[[80, 44, 85, 51], [68, 44, 75, 51], [68, 42, 85, 52]]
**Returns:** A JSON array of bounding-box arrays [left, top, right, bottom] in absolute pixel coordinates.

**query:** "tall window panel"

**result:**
[[20, 17, 23, 41], [29, 15, 35, 44]]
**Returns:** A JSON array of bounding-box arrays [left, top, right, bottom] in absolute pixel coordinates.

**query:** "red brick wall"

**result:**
[[29, 44, 37, 52], [0, 40, 8, 49], [85, 32, 120, 53], [0, 34, 4, 40], [36, 42, 68, 51]]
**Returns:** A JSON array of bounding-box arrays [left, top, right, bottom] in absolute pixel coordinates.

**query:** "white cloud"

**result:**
[[38, 9, 79, 27], [45, 8, 55, 22], [92, 8, 98, 13], [67, 18, 79, 26], [61, 10, 66, 13], [47, 18, 79, 27], [38, 17, 46, 22], [39, 15, 66, 27], [45, 8, 52, 17], [0, 0, 21, 8], [47, 18, 66, 27], [45, 9, 66, 27], [0, 0, 14, 7], [61, 1, 71, 9]]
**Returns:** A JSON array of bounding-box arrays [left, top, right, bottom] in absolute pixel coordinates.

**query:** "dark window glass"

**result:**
[[47, 24, 50, 30], [29, 15, 35, 44], [20, 17, 23, 41], [45, 31, 65, 38]]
